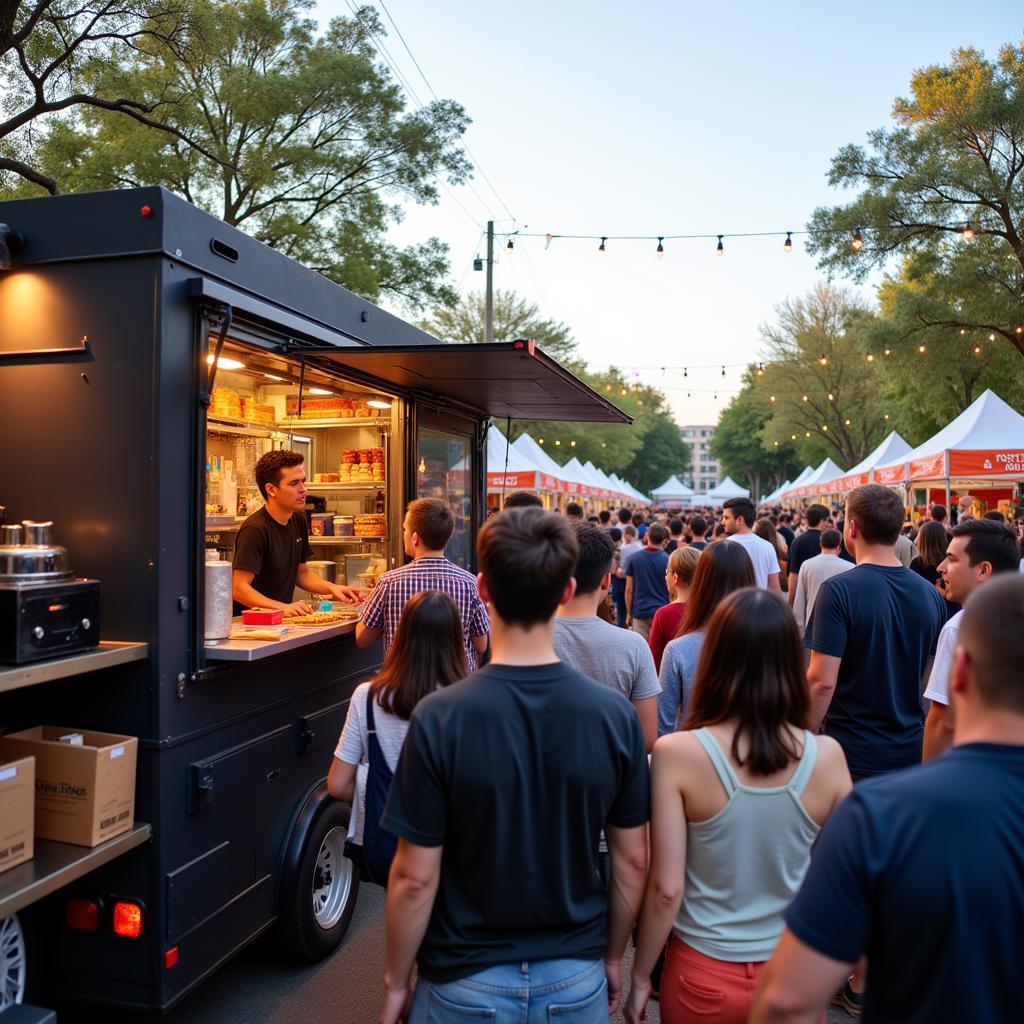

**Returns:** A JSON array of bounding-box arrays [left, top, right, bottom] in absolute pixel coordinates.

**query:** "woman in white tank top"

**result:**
[[625, 588, 852, 1024]]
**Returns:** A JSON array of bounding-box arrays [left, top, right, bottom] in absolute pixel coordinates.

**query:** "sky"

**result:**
[[314, 1, 1022, 428]]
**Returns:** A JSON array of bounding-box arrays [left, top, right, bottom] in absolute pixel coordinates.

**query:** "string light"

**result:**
[[570, 440, 577, 447], [805, 431, 811, 437], [960, 328, 966, 335], [770, 394, 777, 402], [620, 387, 627, 395], [554, 439, 561, 446], [774, 440, 780, 446], [598, 236, 606, 253], [802, 394, 809, 402], [962, 223, 974, 241], [989, 333, 996, 341], [791, 434, 797, 440], [756, 362, 764, 375], [866, 352, 875, 362], [884, 413, 890, 420], [828, 393, 834, 401], [506, 237, 514, 252], [721, 365, 726, 377], [544, 233, 553, 249], [656, 236, 664, 259], [818, 355, 829, 365], [845, 418, 852, 426], [973, 345, 982, 355], [918, 344, 927, 354], [538, 438, 544, 444], [851, 228, 864, 252], [683, 367, 688, 377], [784, 231, 792, 253], [884, 348, 891, 356], [716, 235, 724, 256], [822, 425, 829, 432]]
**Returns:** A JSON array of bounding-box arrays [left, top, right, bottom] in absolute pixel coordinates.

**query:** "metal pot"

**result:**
[[0, 520, 74, 582]]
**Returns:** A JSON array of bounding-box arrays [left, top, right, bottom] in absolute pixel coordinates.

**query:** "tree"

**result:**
[[16, 1, 470, 309], [0, 1, 196, 194], [710, 378, 802, 500], [620, 410, 692, 496], [806, 44, 1024, 358], [757, 284, 888, 469], [419, 289, 581, 366]]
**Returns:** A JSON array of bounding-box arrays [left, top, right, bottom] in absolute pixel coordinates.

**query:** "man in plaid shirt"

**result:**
[[356, 498, 490, 669]]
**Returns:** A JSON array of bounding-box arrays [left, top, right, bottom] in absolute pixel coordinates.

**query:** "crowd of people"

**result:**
[[326, 487, 1024, 1024]]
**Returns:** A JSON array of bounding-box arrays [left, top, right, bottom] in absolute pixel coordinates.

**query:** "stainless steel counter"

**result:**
[[0, 641, 149, 695], [204, 617, 359, 662]]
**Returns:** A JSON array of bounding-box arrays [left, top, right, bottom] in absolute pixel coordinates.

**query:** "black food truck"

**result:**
[[0, 187, 630, 1019]]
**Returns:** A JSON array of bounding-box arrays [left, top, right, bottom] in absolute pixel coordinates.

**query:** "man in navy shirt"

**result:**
[[752, 574, 1024, 1024], [786, 502, 827, 608], [806, 484, 946, 777], [624, 523, 669, 639]]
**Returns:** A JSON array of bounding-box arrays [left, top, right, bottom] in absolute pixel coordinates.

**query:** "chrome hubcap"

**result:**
[[312, 826, 353, 930]]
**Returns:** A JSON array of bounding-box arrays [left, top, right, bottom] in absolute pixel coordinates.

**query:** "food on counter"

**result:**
[[231, 627, 289, 641], [354, 513, 386, 537], [284, 397, 386, 419], [313, 472, 340, 483], [211, 387, 242, 419], [282, 610, 357, 625]]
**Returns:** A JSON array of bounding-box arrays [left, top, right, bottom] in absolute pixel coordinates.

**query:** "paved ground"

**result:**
[[97, 885, 850, 1023]]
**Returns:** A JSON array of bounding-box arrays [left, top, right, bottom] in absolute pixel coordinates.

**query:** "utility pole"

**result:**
[[484, 219, 494, 344]]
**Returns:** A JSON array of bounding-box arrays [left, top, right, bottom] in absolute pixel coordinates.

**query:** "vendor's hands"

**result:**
[[378, 982, 413, 1024], [623, 975, 652, 1024], [605, 957, 623, 1016], [329, 583, 370, 605], [284, 599, 315, 616]]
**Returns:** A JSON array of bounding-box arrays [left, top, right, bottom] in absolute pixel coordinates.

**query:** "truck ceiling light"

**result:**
[[307, 387, 332, 395], [367, 399, 392, 409], [206, 355, 244, 370]]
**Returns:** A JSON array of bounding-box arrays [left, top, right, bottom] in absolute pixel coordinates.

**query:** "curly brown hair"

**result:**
[[255, 450, 304, 500]]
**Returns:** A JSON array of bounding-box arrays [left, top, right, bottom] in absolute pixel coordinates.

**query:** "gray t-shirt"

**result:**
[[793, 553, 855, 635], [657, 630, 707, 736], [553, 615, 661, 703], [335, 680, 413, 843]]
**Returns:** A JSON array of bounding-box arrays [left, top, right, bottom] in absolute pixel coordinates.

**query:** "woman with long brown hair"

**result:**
[[656, 541, 755, 735], [626, 590, 851, 1024], [328, 590, 467, 882]]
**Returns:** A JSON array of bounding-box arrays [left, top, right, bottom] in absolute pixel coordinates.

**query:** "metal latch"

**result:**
[[297, 716, 318, 754], [188, 763, 216, 813]]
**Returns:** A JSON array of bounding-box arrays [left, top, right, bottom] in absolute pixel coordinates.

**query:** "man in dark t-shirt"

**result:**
[[752, 575, 1024, 1024], [379, 508, 650, 1024], [806, 485, 945, 777], [231, 450, 364, 614], [786, 502, 827, 608], [625, 523, 670, 638]]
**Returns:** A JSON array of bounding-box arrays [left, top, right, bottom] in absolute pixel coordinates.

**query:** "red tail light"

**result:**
[[164, 946, 179, 969], [112, 901, 143, 939], [66, 898, 101, 932]]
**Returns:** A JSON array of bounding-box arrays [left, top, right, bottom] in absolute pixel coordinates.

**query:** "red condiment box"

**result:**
[[242, 609, 284, 625]]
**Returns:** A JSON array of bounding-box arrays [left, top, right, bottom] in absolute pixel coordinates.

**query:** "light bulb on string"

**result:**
[[544, 233, 553, 249], [989, 333, 996, 341], [960, 328, 966, 335], [884, 348, 891, 356], [506, 237, 514, 253], [656, 237, 664, 260], [538, 438, 544, 444], [784, 231, 793, 253], [845, 418, 852, 426], [805, 431, 811, 437], [774, 440, 779, 446], [620, 387, 627, 395], [418, 457, 426, 473], [802, 394, 809, 402], [756, 362, 764, 376], [866, 352, 875, 362], [770, 394, 777, 402], [818, 354, 829, 366], [713, 392, 718, 400], [716, 235, 724, 256], [554, 439, 561, 446], [962, 223, 974, 241], [884, 413, 890, 420], [973, 345, 982, 355], [851, 228, 864, 252], [598, 236, 607, 253], [570, 440, 577, 447], [721, 365, 726, 377], [918, 344, 927, 354], [683, 367, 688, 377], [791, 434, 797, 440], [822, 425, 828, 432], [828, 393, 834, 401]]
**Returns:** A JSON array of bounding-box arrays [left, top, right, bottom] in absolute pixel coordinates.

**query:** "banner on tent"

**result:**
[[487, 471, 540, 490], [874, 463, 909, 485], [949, 449, 1024, 477]]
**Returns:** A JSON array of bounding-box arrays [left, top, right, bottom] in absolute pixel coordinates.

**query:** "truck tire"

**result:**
[[276, 798, 359, 962], [0, 914, 27, 1011]]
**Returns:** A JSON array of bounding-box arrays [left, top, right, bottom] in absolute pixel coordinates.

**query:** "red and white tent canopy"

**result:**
[[828, 431, 912, 493], [874, 390, 1024, 484], [782, 458, 844, 499]]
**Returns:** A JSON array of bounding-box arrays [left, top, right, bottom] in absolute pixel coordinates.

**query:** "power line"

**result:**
[[371, 0, 518, 222]]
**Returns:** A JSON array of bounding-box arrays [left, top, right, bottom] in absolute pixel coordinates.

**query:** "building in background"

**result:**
[[681, 424, 720, 493]]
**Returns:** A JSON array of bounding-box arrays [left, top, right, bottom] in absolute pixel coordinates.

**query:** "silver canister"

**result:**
[[204, 551, 233, 640]]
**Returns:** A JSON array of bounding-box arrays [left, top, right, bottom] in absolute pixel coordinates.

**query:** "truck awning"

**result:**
[[310, 340, 632, 423]]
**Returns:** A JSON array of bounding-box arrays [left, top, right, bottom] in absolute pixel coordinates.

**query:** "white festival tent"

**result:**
[[872, 389, 1024, 488], [650, 475, 696, 503], [762, 479, 791, 504], [778, 465, 815, 501], [485, 425, 548, 491], [784, 457, 846, 499], [707, 476, 751, 501], [511, 432, 573, 493], [828, 431, 912, 494]]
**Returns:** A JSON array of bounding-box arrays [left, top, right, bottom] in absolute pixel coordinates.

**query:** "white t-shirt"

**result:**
[[922, 609, 963, 707], [727, 532, 780, 589], [334, 680, 414, 843]]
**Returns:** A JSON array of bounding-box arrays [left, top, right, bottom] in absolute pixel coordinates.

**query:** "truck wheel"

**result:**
[[277, 799, 359, 962], [0, 914, 27, 1011]]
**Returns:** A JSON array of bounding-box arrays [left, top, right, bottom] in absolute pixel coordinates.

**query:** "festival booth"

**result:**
[[762, 479, 792, 505], [707, 476, 751, 503], [778, 464, 818, 504], [510, 432, 571, 508], [786, 458, 845, 503], [486, 425, 552, 509], [560, 456, 605, 510], [651, 474, 697, 507], [826, 431, 912, 498], [873, 389, 1024, 518]]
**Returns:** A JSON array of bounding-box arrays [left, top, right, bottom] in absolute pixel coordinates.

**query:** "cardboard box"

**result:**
[[0, 755, 34, 873], [0, 728, 137, 847]]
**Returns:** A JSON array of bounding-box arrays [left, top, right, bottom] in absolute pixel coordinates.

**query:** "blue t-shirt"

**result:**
[[786, 744, 1024, 1023], [625, 547, 669, 620], [805, 563, 945, 776]]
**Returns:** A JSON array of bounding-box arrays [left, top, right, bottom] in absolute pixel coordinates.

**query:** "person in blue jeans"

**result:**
[[378, 507, 651, 1023]]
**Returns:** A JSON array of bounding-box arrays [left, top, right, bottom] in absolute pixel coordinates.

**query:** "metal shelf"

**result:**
[[278, 416, 387, 429], [308, 535, 386, 545], [0, 823, 152, 918], [0, 642, 149, 696], [206, 414, 284, 438], [306, 483, 385, 491]]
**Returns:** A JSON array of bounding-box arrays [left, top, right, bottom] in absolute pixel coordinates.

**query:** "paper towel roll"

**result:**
[[205, 553, 233, 640]]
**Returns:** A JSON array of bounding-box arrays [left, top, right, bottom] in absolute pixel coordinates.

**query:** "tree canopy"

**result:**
[[806, 43, 1024, 358], [4, 1, 470, 309]]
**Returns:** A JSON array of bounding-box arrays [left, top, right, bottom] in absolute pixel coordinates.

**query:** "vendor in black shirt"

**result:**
[[232, 450, 365, 615]]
